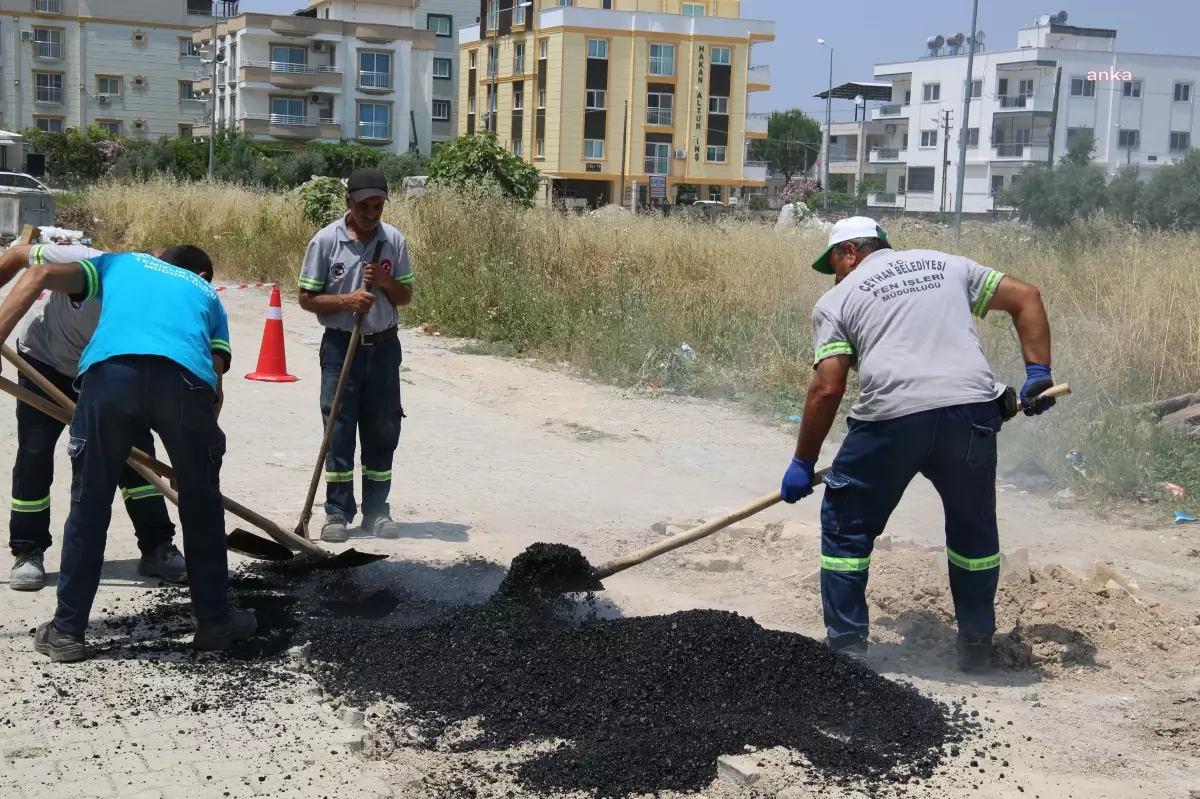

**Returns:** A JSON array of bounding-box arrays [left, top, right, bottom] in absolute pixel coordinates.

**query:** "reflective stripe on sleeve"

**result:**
[[972, 270, 1005, 318], [298, 277, 325, 291], [76, 259, 100, 301], [814, 341, 854, 365]]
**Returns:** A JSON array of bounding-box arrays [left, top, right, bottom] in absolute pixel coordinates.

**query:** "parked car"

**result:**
[[0, 171, 55, 237]]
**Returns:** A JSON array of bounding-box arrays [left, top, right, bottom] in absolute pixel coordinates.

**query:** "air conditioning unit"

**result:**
[[97, 94, 111, 104], [309, 93, 322, 103], [674, 148, 686, 159], [312, 42, 327, 52], [21, 30, 33, 41], [885, 124, 896, 134]]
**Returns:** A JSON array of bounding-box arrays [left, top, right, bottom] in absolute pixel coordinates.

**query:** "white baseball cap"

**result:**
[[811, 216, 888, 274]]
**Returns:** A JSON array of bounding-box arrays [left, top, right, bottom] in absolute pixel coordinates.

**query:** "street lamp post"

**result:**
[[207, 4, 218, 179], [818, 38, 833, 211], [952, 0, 981, 238]]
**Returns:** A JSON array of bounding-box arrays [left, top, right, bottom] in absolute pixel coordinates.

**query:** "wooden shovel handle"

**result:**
[[593, 468, 832, 580], [1017, 382, 1071, 411]]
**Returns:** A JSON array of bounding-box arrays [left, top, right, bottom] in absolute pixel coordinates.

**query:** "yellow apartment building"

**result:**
[[457, 0, 773, 207]]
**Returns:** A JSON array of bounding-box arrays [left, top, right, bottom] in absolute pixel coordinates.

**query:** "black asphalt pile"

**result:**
[[308, 596, 974, 797], [496, 542, 603, 599]]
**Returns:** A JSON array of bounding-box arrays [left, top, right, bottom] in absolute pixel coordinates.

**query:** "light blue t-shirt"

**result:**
[[74, 252, 231, 389]]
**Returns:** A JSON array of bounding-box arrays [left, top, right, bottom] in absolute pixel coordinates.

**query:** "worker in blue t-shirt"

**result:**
[[0, 246, 257, 662]]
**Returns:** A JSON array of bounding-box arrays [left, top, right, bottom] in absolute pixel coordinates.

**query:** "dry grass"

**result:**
[[80, 179, 1200, 500]]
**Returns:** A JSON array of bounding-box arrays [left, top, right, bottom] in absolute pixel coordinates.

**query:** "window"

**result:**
[[487, 0, 498, 29], [1067, 126, 1093, 143], [1019, 79, 1034, 96], [96, 75, 122, 96], [1175, 82, 1193, 103], [682, 2, 706, 15], [603, 0, 612, 7], [1118, 129, 1139, 148], [1070, 77, 1095, 97], [513, 138, 523, 156], [709, 96, 728, 114], [966, 128, 979, 146], [513, 3, 527, 25], [270, 97, 304, 123], [907, 166, 935, 192], [584, 139, 604, 159], [432, 99, 451, 120], [921, 82, 940, 102], [359, 52, 391, 90], [1170, 131, 1191, 152], [587, 39, 607, 59], [708, 185, 722, 202], [132, 119, 147, 133], [990, 174, 1005, 196], [180, 37, 199, 58], [540, 39, 548, 59], [706, 145, 727, 163], [34, 72, 62, 104], [649, 44, 675, 77], [514, 43, 525, 74], [433, 58, 452, 79], [896, 175, 906, 194], [178, 81, 195, 101], [513, 85, 523, 110], [711, 47, 731, 66], [33, 28, 63, 60], [468, 96, 475, 113], [487, 46, 497, 78], [1116, 80, 1142, 98], [967, 79, 981, 98], [645, 142, 669, 174], [34, 116, 62, 133], [179, 124, 193, 139], [271, 45, 306, 70], [34, 0, 61, 12], [538, 89, 545, 108], [357, 102, 390, 140], [920, 129, 937, 147], [536, 137, 545, 157], [96, 120, 121, 136], [469, 50, 477, 70], [646, 92, 673, 126], [427, 13, 452, 37], [586, 89, 606, 110]]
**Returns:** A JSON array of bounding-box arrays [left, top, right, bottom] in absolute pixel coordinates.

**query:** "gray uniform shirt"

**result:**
[[297, 216, 414, 335], [16, 243, 106, 378], [811, 248, 1006, 422]]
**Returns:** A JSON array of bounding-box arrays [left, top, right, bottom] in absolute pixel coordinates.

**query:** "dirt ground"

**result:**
[[1, 283, 1198, 799]]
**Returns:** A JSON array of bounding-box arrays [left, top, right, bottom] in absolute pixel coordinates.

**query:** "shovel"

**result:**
[[0, 349, 384, 570]]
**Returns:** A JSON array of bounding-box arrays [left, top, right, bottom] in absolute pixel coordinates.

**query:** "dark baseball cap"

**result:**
[[346, 168, 388, 202]]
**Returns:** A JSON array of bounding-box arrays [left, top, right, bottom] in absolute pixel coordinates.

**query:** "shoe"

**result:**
[[826, 635, 869, 663], [321, 513, 349, 543], [33, 620, 86, 663], [10, 551, 46, 592], [367, 515, 401, 539], [137, 543, 188, 584], [956, 633, 993, 673], [193, 610, 257, 651]]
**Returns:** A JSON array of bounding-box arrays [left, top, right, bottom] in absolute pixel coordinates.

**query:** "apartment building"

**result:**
[[417, 0, 478, 147], [0, 0, 214, 141], [864, 12, 1200, 214], [457, 0, 773, 208], [193, 0, 436, 156]]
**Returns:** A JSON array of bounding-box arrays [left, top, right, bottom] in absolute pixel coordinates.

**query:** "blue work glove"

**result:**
[[1020, 363, 1056, 416], [781, 458, 817, 503]]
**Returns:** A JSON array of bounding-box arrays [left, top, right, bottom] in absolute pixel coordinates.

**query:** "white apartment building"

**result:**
[[863, 12, 1200, 214], [0, 0, 215, 143], [416, 0, 477, 147], [194, 0, 436, 156]]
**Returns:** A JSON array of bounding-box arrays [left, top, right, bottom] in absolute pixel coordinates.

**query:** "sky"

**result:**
[[243, 0, 1197, 122]]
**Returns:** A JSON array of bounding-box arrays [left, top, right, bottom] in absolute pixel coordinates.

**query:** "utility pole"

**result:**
[[940, 109, 953, 212], [952, 0, 980, 238], [207, 4, 218, 180], [818, 39, 833, 210], [619, 100, 629, 207]]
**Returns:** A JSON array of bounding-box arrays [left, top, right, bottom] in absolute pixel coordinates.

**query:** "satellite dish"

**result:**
[[1055, 10, 1068, 23]]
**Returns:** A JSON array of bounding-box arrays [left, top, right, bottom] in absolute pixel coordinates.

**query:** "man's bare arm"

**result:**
[[212, 355, 225, 420], [988, 276, 1051, 366], [0, 245, 31, 290], [794, 355, 852, 462], [0, 264, 87, 346]]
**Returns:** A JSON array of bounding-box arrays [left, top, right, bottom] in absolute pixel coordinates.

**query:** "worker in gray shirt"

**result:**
[[297, 169, 414, 542], [0, 242, 187, 591]]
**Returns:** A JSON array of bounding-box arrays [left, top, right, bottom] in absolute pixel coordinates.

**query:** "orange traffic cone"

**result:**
[[245, 285, 298, 383]]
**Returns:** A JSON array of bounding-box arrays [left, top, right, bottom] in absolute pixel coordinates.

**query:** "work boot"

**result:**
[[956, 633, 993, 673], [137, 543, 188, 584], [321, 513, 349, 543], [826, 635, 869, 663], [33, 620, 86, 663], [192, 609, 257, 651], [367, 515, 401, 540], [10, 551, 46, 592]]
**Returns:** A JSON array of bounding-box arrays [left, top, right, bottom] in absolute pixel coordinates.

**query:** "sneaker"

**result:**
[[10, 551, 46, 592], [33, 620, 86, 663], [193, 609, 258, 651], [368, 515, 401, 539], [321, 513, 349, 543], [137, 543, 188, 584], [826, 635, 869, 663], [956, 633, 993, 674]]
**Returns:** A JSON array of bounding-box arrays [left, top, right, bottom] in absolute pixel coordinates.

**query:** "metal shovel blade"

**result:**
[[310, 549, 389, 570], [228, 528, 295, 562]]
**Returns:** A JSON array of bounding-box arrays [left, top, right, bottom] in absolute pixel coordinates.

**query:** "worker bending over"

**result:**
[[781, 217, 1054, 672], [0, 247, 255, 662]]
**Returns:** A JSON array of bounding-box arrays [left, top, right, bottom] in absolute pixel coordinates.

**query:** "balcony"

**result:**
[[743, 161, 768, 182], [645, 156, 670, 176], [747, 64, 771, 91], [238, 113, 342, 140], [828, 153, 858, 163], [994, 94, 1052, 113], [869, 147, 904, 163], [746, 113, 768, 137], [646, 107, 673, 127], [241, 61, 341, 89], [872, 104, 909, 120], [992, 143, 1049, 161], [358, 70, 392, 91], [868, 192, 902, 207]]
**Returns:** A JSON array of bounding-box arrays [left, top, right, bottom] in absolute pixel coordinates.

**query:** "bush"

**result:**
[[276, 147, 330, 189], [1003, 162, 1108, 228], [1138, 148, 1200, 231], [428, 133, 539, 206], [378, 151, 430, 187], [21, 124, 119, 181], [299, 176, 344, 227]]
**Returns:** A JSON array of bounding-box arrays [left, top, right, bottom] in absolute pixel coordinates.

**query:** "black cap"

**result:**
[[346, 168, 388, 203]]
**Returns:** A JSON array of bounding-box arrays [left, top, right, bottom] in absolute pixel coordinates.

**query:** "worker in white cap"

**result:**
[[780, 216, 1055, 672]]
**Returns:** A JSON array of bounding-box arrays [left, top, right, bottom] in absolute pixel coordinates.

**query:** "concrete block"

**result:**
[[1000, 548, 1031, 583], [722, 522, 769, 541], [716, 754, 762, 786], [929, 551, 948, 575], [1091, 562, 1139, 594], [875, 534, 892, 552], [651, 516, 699, 534], [682, 554, 743, 573]]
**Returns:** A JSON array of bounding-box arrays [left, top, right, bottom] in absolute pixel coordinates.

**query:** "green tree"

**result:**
[[1002, 161, 1108, 228], [1106, 165, 1143, 223], [378, 151, 430, 186], [1061, 129, 1096, 166], [1138, 148, 1200, 231], [747, 109, 821, 184], [428, 133, 539, 205], [21, 123, 118, 181]]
